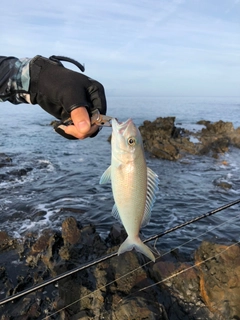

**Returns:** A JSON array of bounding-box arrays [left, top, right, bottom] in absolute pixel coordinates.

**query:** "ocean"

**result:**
[[1, 96, 240, 255]]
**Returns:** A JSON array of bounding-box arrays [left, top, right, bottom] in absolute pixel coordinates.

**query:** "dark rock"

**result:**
[[202, 120, 234, 135], [107, 252, 168, 319], [0, 153, 12, 168], [31, 229, 55, 253], [150, 258, 213, 319], [0, 231, 17, 252], [3, 293, 43, 319], [41, 232, 63, 272], [195, 241, 240, 319], [62, 217, 81, 245], [10, 167, 33, 177], [106, 223, 127, 245], [139, 117, 183, 160], [59, 207, 86, 215], [196, 120, 211, 126], [32, 209, 48, 222], [139, 117, 240, 160], [112, 296, 168, 320], [25, 230, 58, 268], [213, 178, 232, 189], [1, 218, 240, 319], [12, 274, 33, 295], [59, 219, 107, 264], [79, 224, 95, 245], [151, 143, 180, 161], [0, 266, 6, 280]]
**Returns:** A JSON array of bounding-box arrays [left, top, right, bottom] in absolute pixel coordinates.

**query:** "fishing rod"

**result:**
[[0, 198, 240, 306], [144, 198, 240, 243]]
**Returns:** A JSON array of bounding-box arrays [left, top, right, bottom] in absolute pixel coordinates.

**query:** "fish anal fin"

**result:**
[[111, 204, 122, 223]]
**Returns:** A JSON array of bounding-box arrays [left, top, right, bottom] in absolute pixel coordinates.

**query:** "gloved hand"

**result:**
[[29, 55, 107, 139]]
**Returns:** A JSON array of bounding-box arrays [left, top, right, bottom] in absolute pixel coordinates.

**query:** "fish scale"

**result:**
[[100, 118, 159, 262]]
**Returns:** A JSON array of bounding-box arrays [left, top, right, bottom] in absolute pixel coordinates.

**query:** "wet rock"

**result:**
[[41, 232, 63, 272], [59, 207, 86, 214], [195, 241, 240, 320], [1, 292, 46, 319], [213, 178, 232, 189], [31, 229, 55, 253], [25, 230, 58, 268], [0, 231, 17, 252], [62, 217, 82, 245], [106, 223, 127, 245], [139, 117, 183, 160], [197, 120, 211, 126], [59, 219, 107, 264], [31, 209, 49, 222], [150, 258, 213, 319], [107, 251, 168, 319], [112, 296, 168, 320], [202, 120, 234, 135], [11, 274, 33, 295], [10, 167, 33, 177], [0, 153, 12, 168], [1, 219, 240, 319], [151, 142, 180, 161], [0, 266, 6, 279], [139, 117, 240, 160]]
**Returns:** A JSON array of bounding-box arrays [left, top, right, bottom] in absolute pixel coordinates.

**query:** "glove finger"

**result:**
[[87, 80, 107, 115]]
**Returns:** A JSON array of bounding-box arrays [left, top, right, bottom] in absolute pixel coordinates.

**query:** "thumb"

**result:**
[[71, 107, 91, 134]]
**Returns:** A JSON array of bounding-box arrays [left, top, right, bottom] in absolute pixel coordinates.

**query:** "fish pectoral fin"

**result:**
[[141, 167, 159, 227], [99, 166, 112, 184]]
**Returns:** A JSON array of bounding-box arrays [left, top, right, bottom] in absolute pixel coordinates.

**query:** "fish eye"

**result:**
[[127, 137, 136, 146]]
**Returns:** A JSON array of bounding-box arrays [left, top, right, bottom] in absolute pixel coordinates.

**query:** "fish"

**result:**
[[100, 118, 159, 262]]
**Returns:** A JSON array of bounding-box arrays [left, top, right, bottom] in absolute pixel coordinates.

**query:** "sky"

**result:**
[[1, 0, 239, 97]]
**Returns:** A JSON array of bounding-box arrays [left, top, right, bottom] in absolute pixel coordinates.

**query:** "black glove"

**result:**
[[29, 55, 107, 138]]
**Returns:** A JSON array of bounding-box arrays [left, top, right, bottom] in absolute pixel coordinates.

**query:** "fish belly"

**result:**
[[111, 159, 147, 237]]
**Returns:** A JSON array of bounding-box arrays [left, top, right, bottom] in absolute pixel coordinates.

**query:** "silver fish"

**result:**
[[100, 118, 159, 262]]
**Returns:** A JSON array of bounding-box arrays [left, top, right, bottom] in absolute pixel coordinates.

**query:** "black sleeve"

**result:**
[[0, 56, 31, 104]]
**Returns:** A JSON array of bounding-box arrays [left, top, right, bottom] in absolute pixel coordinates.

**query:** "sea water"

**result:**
[[0, 96, 240, 254]]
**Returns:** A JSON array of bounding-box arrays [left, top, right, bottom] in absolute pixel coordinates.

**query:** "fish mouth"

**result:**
[[112, 118, 133, 135]]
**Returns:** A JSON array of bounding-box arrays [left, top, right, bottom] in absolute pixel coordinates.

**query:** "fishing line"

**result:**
[[0, 199, 239, 308], [43, 212, 240, 319], [0, 251, 117, 306], [144, 198, 240, 244], [119, 239, 240, 307]]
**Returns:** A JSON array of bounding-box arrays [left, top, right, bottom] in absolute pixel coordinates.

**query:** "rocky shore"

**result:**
[[139, 117, 240, 160], [0, 217, 240, 320], [1, 118, 240, 319]]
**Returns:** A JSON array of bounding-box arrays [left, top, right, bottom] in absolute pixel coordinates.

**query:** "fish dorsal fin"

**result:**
[[141, 167, 159, 228], [111, 204, 122, 223], [99, 166, 111, 184]]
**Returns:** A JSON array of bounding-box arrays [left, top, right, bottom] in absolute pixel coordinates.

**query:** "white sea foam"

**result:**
[[189, 136, 200, 144], [1, 96, 240, 253], [37, 159, 55, 172]]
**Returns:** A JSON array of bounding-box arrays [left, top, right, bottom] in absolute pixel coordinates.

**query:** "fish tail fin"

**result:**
[[118, 237, 155, 262]]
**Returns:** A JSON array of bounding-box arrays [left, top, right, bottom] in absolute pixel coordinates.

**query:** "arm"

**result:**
[[0, 55, 107, 139], [0, 56, 31, 104]]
